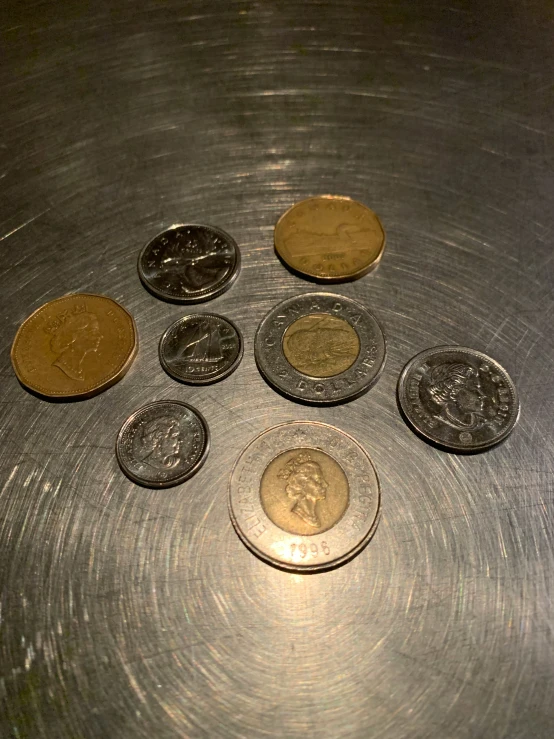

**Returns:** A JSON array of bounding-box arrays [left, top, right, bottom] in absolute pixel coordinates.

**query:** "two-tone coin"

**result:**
[[229, 421, 380, 571], [116, 400, 209, 488], [10, 293, 137, 400], [254, 292, 386, 405], [138, 224, 240, 303], [159, 314, 243, 385], [397, 346, 520, 452], [274, 195, 386, 282]]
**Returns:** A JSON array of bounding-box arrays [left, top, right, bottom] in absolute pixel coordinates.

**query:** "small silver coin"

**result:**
[[397, 345, 520, 452], [138, 224, 240, 303], [229, 421, 381, 571], [159, 313, 243, 385], [254, 292, 386, 405], [116, 400, 209, 488]]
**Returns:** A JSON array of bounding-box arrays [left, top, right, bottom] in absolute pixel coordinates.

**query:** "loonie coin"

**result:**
[[254, 292, 386, 405], [274, 195, 385, 282], [138, 224, 241, 303], [229, 421, 380, 571], [11, 293, 137, 399], [397, 346, 520, 452], [159, 313, 243, 385], [116, 400, 209, 488]]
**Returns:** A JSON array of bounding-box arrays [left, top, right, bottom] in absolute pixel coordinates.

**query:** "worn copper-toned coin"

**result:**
[[159, 313, 243, 385], [274, 195, 385, 282], [116, 400, 209, 488], [138, 223, 240, 303], [229, 421, 380, 571], [11, 294, 138, 399], [254, 292, 386, 405], [397, 346, 520, 452]]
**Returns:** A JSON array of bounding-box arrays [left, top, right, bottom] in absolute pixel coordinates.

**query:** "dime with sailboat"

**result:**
[[159, 313, 243, 385]]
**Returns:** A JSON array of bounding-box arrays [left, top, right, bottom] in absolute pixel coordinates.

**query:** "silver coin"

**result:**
[[159, 313, 243, 385], [229, 421, 381, 571], [254, 292, 386, 405], [116, 400, 209, 488], [397, 345, 520, 452], [138, 223, 240, 303]]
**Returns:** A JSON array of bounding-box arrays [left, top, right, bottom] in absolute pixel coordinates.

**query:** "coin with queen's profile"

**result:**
[[229, 421, 380, 571], [397, 346, 520, 452]]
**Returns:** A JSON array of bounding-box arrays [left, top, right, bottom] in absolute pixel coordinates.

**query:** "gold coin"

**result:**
[[11, 294, 138, 399], [260, 447, 349, 537], [274, 195, 386, 282], [282, 313, 360, 378]]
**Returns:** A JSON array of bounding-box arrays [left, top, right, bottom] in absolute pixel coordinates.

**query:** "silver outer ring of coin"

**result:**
[[137, 223, 241, 304], [229, 421, 381, 571], [159, 313, 244, 385], [116, 400, 210, 488], [397, 345, 520, 452], [254, 292, 386, 405]]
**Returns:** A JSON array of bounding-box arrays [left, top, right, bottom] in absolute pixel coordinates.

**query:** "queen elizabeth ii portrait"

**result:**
[[50, 312, 102, 381], [426, 362, 488, 431], [137, 416, 182, 470], [277, 451, 329, 529]]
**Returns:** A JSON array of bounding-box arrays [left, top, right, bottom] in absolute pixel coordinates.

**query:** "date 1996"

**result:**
[[290, 541, 330, 558]]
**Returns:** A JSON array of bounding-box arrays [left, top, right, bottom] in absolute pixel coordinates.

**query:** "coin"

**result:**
[[229, 421, 380, 571], [159, 313, 243, 385], [254, 292, 386, 405], [397, 346, 520, 452], [116, 400, 209, 488], [274, 195, 386, 282], [10, 293, 137, 399], [138, 223, 241, 303]]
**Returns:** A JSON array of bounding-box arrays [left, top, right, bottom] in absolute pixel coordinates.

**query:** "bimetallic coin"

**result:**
[[254, 293, 386, 405], [397, 346, 520, 452], [116, 400, 209, 488], [138, 224, 240, 303], [274, 195, 386, 282], [10, 293, 137, 399], [159, 313, 243, 385], [229, 421, 380, 571]]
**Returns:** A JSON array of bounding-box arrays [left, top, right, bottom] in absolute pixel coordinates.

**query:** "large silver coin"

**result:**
[[397, 345, 520, 452], [138, 224, 240, 303], [229, 421, 381, 571], [159, 313, 243, 385], [116, 400, 209, 488], [254, 292, 386, 405]]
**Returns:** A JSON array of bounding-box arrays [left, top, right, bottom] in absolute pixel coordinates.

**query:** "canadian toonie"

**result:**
[[274, 195, 386, 282], [229, 421, 381, 571], [254, 292, 386, 404], [138, 224, 240, 303], [116, 400, 210, 488], [397, 345, 520, 452], [11, 293, 137, 399], [159, 314, 243, 385]]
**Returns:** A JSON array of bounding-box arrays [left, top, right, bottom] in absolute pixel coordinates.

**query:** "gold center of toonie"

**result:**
[[282, 313, 360, 378], [260, 447, 350, 536]]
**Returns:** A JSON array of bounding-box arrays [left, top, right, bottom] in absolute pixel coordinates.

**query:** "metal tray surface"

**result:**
[[1, 2, 553, 737]]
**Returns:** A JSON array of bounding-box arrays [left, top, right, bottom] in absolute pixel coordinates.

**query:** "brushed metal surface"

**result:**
[[1, 1, 553, 737]]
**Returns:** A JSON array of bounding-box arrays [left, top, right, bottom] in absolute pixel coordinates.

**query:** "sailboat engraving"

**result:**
[[181, 321, 223, 364]]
